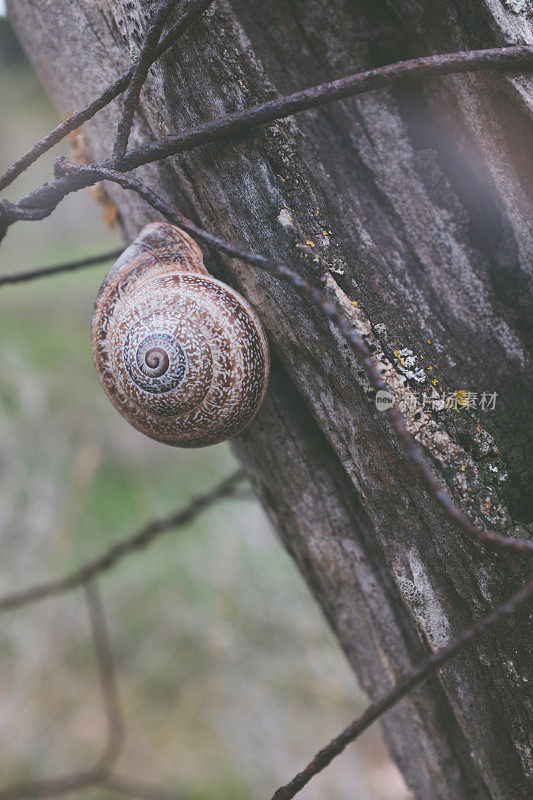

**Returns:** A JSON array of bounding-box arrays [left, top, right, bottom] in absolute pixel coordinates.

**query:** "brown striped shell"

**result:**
[[91, 222, 270, 447]]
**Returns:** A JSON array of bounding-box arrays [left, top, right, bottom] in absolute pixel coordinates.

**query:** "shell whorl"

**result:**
[[91, 222, 270, 447]]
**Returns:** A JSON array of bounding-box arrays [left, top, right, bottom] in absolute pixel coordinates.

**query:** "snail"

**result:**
[[91, 222, 270, 447]]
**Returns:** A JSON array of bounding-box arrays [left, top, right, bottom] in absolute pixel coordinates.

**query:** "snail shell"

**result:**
[[91, 222, 269, 447]]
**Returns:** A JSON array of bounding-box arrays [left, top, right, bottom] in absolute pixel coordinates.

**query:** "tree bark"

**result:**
[[6, 1, 533, 798]]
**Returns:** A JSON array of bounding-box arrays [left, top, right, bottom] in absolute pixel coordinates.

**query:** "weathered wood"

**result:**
[[6, 1, 532, 797]]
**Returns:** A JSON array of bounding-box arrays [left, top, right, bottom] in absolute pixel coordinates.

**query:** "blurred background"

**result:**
[[0, 8, 411, 799]]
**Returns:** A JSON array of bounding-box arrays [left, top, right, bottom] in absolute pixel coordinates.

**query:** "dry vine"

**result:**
[[0, 470, 244, 614], [0, 1, 532, 799], [0, 248, 122, 286]]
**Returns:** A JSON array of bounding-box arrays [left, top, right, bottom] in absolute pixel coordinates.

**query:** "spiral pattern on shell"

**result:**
[[91, 222, 270, 447]]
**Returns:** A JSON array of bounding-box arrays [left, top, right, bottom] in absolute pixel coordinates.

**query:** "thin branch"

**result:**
[[0, 248, 122, 286], [112, 0, 182, 163], [116, 45, 533, 170], [53, 160, 533, 557], [0, 470, 244, 615], [0, 580, 124, 800], [0, 0, 216, 192], [270, 574, 533, 800], [85, 580, 126, 772], [4, 46, 532, 238]]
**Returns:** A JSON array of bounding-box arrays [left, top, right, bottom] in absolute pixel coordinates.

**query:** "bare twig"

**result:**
[[115, 46, 533, 169], [3, 46, 532, 236], [85, 580, 126, 772], [0, 248, 122, 286], [0, 580, 124, 800], [112, 0, 182, 163], [0, 0, 216, 192], [0, 470, 244, 614], [270, 574, 533, 800]]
